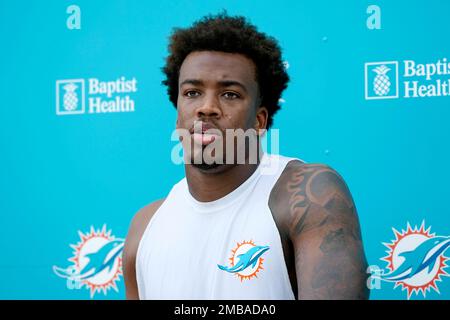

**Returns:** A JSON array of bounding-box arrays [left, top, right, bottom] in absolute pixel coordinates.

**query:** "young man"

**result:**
[[123, 13, 369, 300]]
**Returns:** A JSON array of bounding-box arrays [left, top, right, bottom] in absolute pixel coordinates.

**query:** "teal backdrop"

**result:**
[[0, 0, 449, 299]]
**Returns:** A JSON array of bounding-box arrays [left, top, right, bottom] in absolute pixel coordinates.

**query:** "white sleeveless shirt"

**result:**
[[136, 153, 301, 299]]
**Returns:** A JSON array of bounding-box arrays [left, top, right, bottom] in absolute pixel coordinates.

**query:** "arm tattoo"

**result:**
[[286, 164, 369, 299]]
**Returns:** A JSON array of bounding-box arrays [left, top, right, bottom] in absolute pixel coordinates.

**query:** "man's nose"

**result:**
[[196, 94, 221, 119]]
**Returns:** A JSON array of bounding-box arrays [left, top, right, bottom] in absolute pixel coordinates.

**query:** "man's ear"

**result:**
[[254, 106, 269, 136]]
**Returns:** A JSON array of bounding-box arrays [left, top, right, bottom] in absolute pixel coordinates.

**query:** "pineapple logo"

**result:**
[[373, 65, 391, 96], [365, 61, 399, 100], [63, 83, 79, 111], [56, 79, 85, 115]]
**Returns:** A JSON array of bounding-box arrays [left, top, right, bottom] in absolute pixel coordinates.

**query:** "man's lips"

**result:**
[[189, 122, 222, 145], [191, 132, 218, 145], [189, 122, 220, 133]]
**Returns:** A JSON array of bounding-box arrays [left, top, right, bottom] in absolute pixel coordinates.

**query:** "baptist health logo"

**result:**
[[365, 58, 450, 100], [56, 77, 137, 115], [369, 222, 450, 299], [53, 225, 124, 298]]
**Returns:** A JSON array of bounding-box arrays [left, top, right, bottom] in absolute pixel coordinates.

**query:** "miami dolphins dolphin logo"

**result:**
[[218, 240, 269, 281], [53, 225, 124, 298], [53, 239, 124, 280], [377, 222, 449, 299]]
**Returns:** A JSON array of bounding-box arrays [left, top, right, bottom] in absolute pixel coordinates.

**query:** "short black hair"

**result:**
[[162, 12, 289, 129]]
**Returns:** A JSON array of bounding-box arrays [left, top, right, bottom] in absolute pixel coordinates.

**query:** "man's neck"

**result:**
[[184, 155, 262, 202]]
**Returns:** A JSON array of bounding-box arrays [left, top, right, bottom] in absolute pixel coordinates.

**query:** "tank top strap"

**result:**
[[257, 153, 302, 199]]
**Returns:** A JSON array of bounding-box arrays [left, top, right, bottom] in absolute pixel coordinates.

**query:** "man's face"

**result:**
[[176, 50, 267, 171]]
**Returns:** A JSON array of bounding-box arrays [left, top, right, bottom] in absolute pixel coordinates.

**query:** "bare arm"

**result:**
[[123, 199, 165, 300], [273, 162, 369, 299]]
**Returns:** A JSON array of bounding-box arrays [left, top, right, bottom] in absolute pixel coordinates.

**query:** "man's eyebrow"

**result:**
[[179, 79, 248, 93], [218, 80, 248, 93], [179, 79, 203, 87]]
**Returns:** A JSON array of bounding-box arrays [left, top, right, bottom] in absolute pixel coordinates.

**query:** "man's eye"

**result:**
[[185, 91, 200, 98], [223, 92, 240, 99]]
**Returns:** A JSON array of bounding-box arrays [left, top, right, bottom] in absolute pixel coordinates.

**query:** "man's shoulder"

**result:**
[[124, 199, 165, 262], [131, 199, 166, 231], [283, 158, 335, 174], [272, 159, 345, 200], [126, 199, 166, 245], [269, 160, 353, 234], [279, 160, 348, 193]]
